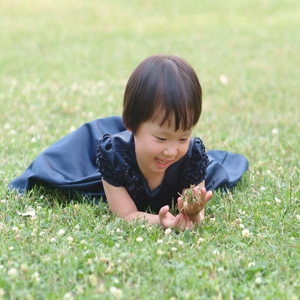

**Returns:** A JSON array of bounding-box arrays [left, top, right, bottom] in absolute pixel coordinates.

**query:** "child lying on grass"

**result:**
[[9, 54, 248, 231]]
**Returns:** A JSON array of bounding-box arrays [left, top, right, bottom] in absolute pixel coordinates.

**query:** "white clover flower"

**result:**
[[89, 274, 98, 286], [74, 224, 80, 230], [136, 236, 143, 242], [41, 256, 51, 263], [178, 240, 184, 246], [115, 243, 120, 248], [271, 128, 278, 135], [213, 249, 220, 256], [171, 247, 177, 252], [50, 237, 56, 243], [86, 258, 93, 266], [109, 286, 123, 299], [58, 229, 65, 236], [98, 283, 106, 293], [260, 187, 266, 191], [31, 137, 36, 143], [156, 239, 163, 244], [116, 228, 121, 233], [63, 292, 74, 300], [255, 277, 262, 284], [0, 288, 5, 299], [291, 237, 295, 241], [157, 250, 164, 255], [8, 268, 18, 277], [239, 224, 245, 229], [67, 236, 74, 244], [197, 237, 205, 244], [296, 215, 300, 221], [31, 272, 40, 282], [140, 225, 145, 228], [219, 74, 229, 85], [39, 231, 45, 236], [8, 246, 14, 251], [20, 264, 29, 273], [275, 197, 282, 204], [238, 210, 246, 216], [165, 228, 172, 235], [248, 262, 256, 267], [242, 229, 252, 238], [235, 218, 242, 224], [76, 285, 84, 294], [0, 200, 6, 204], [12, 226, 19, 232]]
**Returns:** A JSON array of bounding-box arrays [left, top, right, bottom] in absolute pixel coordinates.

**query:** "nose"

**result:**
[[162, 145, 177, 158]]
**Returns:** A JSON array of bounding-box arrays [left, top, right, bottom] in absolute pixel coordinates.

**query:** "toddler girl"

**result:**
[[9, 55, 248, 231]]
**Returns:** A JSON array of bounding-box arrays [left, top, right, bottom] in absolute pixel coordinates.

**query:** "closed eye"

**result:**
[[155, 136, 166, 141], [180, 138, 188, 142]]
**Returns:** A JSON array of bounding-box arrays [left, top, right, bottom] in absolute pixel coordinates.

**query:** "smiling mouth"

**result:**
[[154, 158, 173, 170], [156, 158, 170, 165]]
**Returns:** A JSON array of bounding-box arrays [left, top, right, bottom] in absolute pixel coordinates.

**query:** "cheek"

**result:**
[[146, 143, 161, 156], [179, 144, 189, 157], [136, 139, 158, 157]]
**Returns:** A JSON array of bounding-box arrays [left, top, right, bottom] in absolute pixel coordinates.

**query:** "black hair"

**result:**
[[122, 54, 202, 133]]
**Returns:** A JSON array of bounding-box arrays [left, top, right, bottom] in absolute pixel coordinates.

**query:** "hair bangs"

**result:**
[[123, 55, 202, 134], [151, 60, 200, 131]]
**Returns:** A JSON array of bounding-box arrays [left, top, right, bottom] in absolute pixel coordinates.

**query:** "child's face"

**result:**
[[133, 118, 192, 178]]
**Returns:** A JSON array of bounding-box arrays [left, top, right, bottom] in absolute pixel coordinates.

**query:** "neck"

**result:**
[[136, 156, 165, 191]]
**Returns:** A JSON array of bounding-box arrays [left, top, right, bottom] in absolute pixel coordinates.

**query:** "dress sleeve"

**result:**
[[182, 137, 209, 189], [96, 134, 126, 187]]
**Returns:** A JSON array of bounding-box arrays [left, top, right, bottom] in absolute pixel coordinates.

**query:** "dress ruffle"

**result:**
[[96, 134, 126, 187], [182, 137, 209, 189]]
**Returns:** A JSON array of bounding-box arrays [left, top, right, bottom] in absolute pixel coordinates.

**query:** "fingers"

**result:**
[[206, 190, 213, 202], [158, 205, 170, 226], [173, 214, 193, 231], [180, 187, 213, 216], [177, 197, 186, 215], [192, 186, 200, 197], [200, 187, 213, 204], [159, 205, 169, 217]]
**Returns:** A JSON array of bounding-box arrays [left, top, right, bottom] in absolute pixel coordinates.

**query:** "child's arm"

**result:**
[[102, 179, 193, 231], [177, 181, 213, 226]]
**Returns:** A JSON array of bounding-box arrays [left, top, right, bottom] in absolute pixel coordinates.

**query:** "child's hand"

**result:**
[[158, 205, 193, 231], [178, 187, 212, 217]]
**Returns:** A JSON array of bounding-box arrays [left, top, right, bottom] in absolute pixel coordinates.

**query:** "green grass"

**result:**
[[1, 0, 300, 299]]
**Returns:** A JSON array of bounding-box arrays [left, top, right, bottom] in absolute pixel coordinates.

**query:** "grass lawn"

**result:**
[[1, 0, 300, 299]]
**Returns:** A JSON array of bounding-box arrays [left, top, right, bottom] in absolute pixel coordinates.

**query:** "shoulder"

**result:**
[[191, 137, 207, 159], [96, 131, 134, 186]]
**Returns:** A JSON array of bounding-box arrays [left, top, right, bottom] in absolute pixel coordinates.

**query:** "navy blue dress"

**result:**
[[8, 116, 248, 213]]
